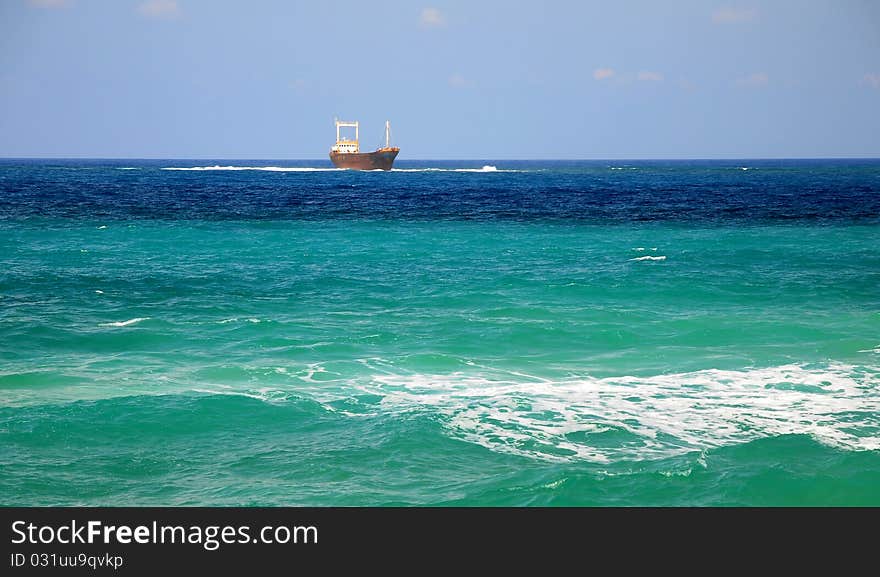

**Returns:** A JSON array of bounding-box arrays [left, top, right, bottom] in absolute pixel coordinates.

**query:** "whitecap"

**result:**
[[453, 165, 498, 172], [192, 387, 287, 404], [337, 362, 880, 463], [99, 317, 150, 327], [629, 255, 666, 261], [391, 166, 519, 173], [162, 166, 343, 172], [217, 317, 262, 324]]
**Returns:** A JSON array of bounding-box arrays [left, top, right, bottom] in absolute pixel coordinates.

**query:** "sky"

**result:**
[[1, 0, 878, 159]]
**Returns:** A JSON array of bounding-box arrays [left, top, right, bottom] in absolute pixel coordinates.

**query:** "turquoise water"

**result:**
[[1, 159, 879, 505]]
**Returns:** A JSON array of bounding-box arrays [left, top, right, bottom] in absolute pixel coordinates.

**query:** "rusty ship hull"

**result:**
[[329, 147, 399, 170]]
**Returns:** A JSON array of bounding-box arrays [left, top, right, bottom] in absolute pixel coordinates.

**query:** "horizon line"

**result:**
[[2, 156, 880, 162]]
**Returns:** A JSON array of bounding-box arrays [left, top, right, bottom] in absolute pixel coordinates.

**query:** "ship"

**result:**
[[329, 119, 400, 170]]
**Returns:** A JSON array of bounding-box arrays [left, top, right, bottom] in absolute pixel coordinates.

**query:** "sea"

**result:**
[[1, 158, 878, 506]]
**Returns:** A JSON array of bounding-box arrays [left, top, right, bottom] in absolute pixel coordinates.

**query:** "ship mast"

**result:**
[[385, 120, 391, 149]]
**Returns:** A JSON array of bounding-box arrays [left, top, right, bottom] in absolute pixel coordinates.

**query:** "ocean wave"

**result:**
[[162, 165, 519, 173], [99, 317, 150, 327], [629, 255, 666, 261], [162, 166, 343, 172], [391, 166, 519, 173], [456, 165, 498, 172], [339, 362, 880, 463], [11, 357, 877, 465], [191, 387, 290, 404]]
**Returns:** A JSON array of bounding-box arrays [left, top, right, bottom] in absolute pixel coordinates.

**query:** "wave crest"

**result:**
[[340, 363, 880, 463], [99, 317, 150, 327], [162, 166, 343, 172], [629, 255, 666, 262]]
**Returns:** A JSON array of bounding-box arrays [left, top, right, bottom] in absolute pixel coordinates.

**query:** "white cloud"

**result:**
[[737, 72, 768, 87], [861, 73, 880, 89], [593, 68, 615, 81], [138, 0, 180, 19], [28, 0, 68, 7], [637, 71, 664, 82], [712, 7, 757, 24], [419, 7, 445, 28], [448, 74, 465, 87]]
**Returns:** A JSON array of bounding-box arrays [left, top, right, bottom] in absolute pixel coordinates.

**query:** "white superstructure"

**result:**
[[331, 119, 359, 154]]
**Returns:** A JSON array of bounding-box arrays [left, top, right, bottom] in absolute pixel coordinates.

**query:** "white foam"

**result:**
[[338, 363, 880, 463], [298, 362, 339, 383], [19, 360, 874, 465], [454, 165, 497, 172], [115, 167, 140, 170], [217, 317, 262, 324], [192, 387, 286, 403], [94, 290, 104, 294], [99, 317, 150, 327], [629, 255, 666, 262], [162, 166, 343, 172], [391, 166, 518, 173]]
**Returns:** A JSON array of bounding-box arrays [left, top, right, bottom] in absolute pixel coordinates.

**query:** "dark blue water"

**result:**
[[1, 159, 878, 223]]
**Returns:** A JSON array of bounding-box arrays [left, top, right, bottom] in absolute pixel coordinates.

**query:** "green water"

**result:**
[[2, 219, 879, 505]]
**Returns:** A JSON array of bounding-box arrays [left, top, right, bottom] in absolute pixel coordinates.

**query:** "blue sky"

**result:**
[[1, 0, 878, 158]]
